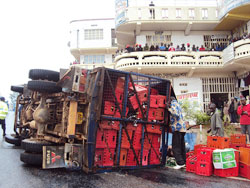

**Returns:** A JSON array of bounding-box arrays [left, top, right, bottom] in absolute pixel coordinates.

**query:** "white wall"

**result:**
[[80, 54, 113, 64], [70, 19, 115, 49], [171, 31, 204, 48], [136, 35, 147, 46], [173, 77, 203, 105]]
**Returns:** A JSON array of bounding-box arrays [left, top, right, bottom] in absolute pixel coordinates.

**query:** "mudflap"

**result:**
[[42, 145, 65, 169], [42, 143, 83, 169]]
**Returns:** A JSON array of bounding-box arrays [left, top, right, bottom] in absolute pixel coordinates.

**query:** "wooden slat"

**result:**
[[67, 101, 78, 136]]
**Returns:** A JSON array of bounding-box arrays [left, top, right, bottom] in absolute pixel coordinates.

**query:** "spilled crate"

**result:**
[[83, 68, 174, 173]]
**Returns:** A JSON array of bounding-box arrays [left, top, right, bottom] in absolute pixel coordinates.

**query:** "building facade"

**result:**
[[114, 0, 250, 110], [69, 18, 117, 69]]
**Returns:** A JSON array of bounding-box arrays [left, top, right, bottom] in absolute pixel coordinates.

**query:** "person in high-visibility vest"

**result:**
[[0, 97, 8, 136]]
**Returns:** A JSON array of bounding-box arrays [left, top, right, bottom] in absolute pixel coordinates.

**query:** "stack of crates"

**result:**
[[92, 69, 171, 171], [229, 134, 246, 150], [196, 147, 214, 176], [207, 136, 230, 149], [213, 150, 240, 177], [239, 147, 250, 179]]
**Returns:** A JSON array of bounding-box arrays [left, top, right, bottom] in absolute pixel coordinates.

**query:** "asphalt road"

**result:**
[[0, 112, 250, 188]]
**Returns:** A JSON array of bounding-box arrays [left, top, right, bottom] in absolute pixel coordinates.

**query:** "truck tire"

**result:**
[[27, 80, 62, 93], [10, 85, 24, 93], [29, 69, 60, 82], [20, 152, 42, 166], [21, 138, 53, 153], [5, 134, 22, 146]]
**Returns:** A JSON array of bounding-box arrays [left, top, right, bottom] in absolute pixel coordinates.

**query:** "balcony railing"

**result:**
[[124, 6, 218, 22], [115, 51, 223, 70]]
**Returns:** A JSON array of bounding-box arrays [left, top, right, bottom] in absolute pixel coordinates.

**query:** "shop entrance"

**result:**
[[210, 93, 228, 110]]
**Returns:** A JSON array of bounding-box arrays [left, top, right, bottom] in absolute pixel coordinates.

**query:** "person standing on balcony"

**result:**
[[186, 43, 191, 52], [199, 45, 205, 51], [167, 97, 186, 169], [150, 45, 155, 51], [169, 43, 175, 51], [181, 44, 186, 51], [149, 1, 155, 19], [159, 43, 166, 51], [192, 45, 196, 51], [176, 45, 181, 51], [237, 97, 250, 142], [144, 43, 149, 51]]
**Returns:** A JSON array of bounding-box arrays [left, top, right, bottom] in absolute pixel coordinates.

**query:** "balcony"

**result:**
[[115, 51, 223, 75], [115, 38, 250, 76]]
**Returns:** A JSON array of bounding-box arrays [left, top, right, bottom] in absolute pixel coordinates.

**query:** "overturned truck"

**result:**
[[9, 66, 175, 173]]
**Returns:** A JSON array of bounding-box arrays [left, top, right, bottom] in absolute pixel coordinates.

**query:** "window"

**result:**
[[138, 8, 142, 19], [189, 9, 195, 18], [84, 55, 105, 64], [201, 9, 208, 19], [176, 8, 181, 18], [162, 9, 168, 18], [84, 29, 103, 40], [179, 83, 188, 86]]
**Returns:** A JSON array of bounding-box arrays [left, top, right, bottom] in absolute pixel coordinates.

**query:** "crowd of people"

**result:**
[[228, 32, 250, 44], [116, 42, 227, 55]]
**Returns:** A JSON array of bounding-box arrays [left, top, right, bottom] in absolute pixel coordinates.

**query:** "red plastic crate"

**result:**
[[196, 161, 213, 176], [214, 167, 239, 177], [133, 132, 142, 150], [113, 106, 129, 118], [95, 149, 104, 166], [149, 149, 161, 165], [186, 156, 197, 173], [148, 108, 156, 121], [126, 149, 140, 166], [129, 95, 139, 110], [103, 101, 116, 115], [157, 95, 167, 108], [121, 129, 133, 149], [239, 162, 250, 179], [197, 147, 214, 163], [230, 134, 246, 145], [115, 77, 125, 92], [239, 147, 250, 165], [129, 84, 148, 103], [146, 124, 161, 134], [115, 90, 124, 104], [95, 149, 115, 167], [96, 129, 117, 149], [229, 143, 246, 150], [99, 120, 119, 130], [207, 136, 230, 149], [126, 123, 137, 131], [186, 151, 194, 158], [151, 134, 161, 149], [144, 133, 153, 150], [155, 108, 165, 121], [150, 95, 158, 108], [194, 144, 207, 155], [142, 149, 149, 166], [103, 149, 115, 166], [119, 149, 128, 166], [135, 123, 143, 133]]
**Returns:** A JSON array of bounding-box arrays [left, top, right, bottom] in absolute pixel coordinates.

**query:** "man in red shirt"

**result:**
[[199, 45, 205, 51], [237, 97, 250, 142]]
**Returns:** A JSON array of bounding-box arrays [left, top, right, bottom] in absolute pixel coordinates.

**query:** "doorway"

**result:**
[[210, 93, 228, 110]]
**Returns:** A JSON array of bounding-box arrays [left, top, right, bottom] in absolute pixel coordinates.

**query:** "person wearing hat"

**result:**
[[0, 97, 8, 136], [237, 97, 250, 142]]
